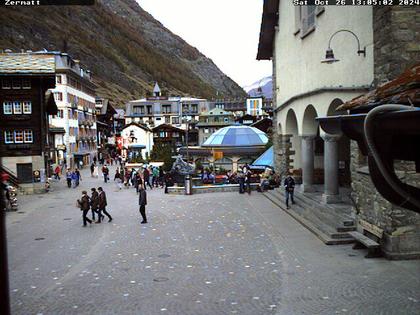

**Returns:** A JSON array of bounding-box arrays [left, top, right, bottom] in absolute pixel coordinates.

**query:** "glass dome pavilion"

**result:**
[[202, 125, 268, 147], [180, 125, 269, 172]]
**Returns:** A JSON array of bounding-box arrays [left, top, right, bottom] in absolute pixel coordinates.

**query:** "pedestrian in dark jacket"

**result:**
[[245, 169, 252, 195], [102, 165, 109, 183], [90, 188, 99, 221], [90, 163, 95, 177], [138, 185, 147, 224], [96, 187, 112, 223], [66, 169, 72, 188], [75, 169, 81, 186], [143, 167, 152, 190], [78, 191, 92, 227], [284, 173, 296, 209], [135, 173, 142, 194]]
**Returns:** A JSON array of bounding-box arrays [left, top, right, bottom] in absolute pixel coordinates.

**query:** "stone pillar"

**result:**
[[322, 134, 341, 203], [232, 157, 239, 173], [301, 135, 316, 192]]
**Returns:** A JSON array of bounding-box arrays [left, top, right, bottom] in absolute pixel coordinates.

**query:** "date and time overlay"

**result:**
[[1, 0, 419, 6]]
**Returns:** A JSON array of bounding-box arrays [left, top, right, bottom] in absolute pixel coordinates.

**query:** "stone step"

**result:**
[[294, 192, 355, 225], [264, 191, 355, 245], [273, 189, 355, 231]]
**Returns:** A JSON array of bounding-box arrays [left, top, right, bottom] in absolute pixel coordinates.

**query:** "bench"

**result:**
[[349, 219, 384, 258]]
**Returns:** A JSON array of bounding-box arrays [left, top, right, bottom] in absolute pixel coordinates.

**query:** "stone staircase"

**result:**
[[264, 188, 356, 245]]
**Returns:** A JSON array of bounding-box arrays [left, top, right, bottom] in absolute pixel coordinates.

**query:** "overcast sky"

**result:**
[[136, 0, 272, 88]]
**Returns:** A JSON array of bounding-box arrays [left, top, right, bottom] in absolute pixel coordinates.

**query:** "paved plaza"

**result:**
[[6, 166, 420, 315]]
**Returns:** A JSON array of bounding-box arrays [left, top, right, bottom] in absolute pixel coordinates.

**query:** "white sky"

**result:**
[[136, 0, 272, 88]]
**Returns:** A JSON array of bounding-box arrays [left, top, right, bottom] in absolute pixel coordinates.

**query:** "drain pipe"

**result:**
[[364, 104, 420, 210]]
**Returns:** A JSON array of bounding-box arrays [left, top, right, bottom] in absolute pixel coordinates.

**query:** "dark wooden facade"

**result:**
[[152, 124, 185, 152], [0, 75, 57, 180], [0, 75, 56, 155]]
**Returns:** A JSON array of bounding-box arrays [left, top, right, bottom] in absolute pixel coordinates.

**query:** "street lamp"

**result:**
[[181, 102, 190, 162], [321, 29, 366, 64]]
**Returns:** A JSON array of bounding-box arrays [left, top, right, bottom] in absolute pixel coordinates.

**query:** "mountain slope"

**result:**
[[244, 76, 272, 98], [0, 0, 246, 107]]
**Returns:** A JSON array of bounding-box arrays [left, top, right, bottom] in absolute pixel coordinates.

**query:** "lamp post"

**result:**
[[321, 29, 366, 64], [0, 165, 11, 315], [181, 102, 190, 162]]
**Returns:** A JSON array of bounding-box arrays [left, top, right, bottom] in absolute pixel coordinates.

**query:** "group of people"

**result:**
[[112, 167, 149, 224], [112, 165, 165, 191], [65, 168, 82, 188], [77, 187, 113, 226]]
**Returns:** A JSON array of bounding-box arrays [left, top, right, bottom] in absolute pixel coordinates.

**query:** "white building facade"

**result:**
[[258, 2, 373, 202], [125, 96, 211, 131], [120, 123, 153, 160], [50, 53, 97, 168]]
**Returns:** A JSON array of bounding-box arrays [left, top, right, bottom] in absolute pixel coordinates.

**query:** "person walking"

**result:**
[[90, 188, 99, 221], [66, 169, 72, 188], [143, 167, 152, 190], [75, 168, 81, 187], [135, 172, 142, 194], [71, 170, 78, 188], [78, 191, 92, 227], [158, 166, 164, 188], [114, 168, 122, 190], [90, 162, 95, 177], [138, 184, 148, 224], [54, 165, 61, 180], [94, 164, 99, 178], [102, 165, 109, 183], [245, 168, 252, 195], [237, 168, 245, 194], [284, 172, 296, 209], [96, 187, 112, 223], [152, 167, 159, 187]]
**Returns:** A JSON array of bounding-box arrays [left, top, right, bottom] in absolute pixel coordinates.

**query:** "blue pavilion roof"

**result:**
[[252, 146, 273, 168], [202, 125, 268, 147]]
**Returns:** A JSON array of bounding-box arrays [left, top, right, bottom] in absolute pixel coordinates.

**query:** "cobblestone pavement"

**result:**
[[6, 166, 420, 315]]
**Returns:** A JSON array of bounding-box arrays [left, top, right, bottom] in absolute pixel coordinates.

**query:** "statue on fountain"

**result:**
[[171, 155, 195, 176]]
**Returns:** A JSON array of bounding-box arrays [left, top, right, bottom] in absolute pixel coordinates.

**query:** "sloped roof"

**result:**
[[114, 108, 125, 119], [153, 82, 161, 94], [252, 146, 273, 168], [121, 122, 151, 132], [152, 123, 185, 133], [338, 64, 420, 111], [0, 53, 56, 74], [257, 0, 279, 60]]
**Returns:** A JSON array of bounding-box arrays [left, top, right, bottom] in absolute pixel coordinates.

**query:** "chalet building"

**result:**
[[49, 52, 97, 168], [120, 122, 153, 160], [235, 114, 257, 126], [196, 109, 235, 145], [125, 83, 211, 131], [258, 1, 420, 259], [95, 97, 117, 157], [0, 52, 58, 194], [251, 117, 273, 134], [152, 124, 185, 153], [210, 99, 246, 116]]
